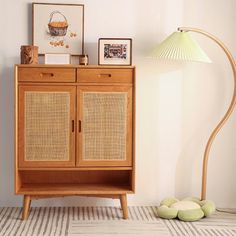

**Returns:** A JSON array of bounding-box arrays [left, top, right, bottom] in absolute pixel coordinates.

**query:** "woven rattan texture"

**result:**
[[82, 92, 127, 160], [25, 92, 70, 161]]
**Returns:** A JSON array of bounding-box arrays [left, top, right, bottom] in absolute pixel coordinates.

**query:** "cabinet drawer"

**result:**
[[77, 68, 133, 83], [18, 68, 76, 82]]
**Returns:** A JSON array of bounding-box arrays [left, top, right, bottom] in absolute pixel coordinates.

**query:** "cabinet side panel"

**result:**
[[15, 66, 21, 193], [132, 68, 136, 192]]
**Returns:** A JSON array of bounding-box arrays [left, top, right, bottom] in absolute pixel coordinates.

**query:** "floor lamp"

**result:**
[[151, 27, 236, 200]]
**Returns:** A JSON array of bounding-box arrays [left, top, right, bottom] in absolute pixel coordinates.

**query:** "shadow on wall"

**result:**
[[27, 3, 32, 43], [135, 57, 186, 77], [84, 42, 98, 65], [174, 135, 203, 199], [0, 58, 22, 206]]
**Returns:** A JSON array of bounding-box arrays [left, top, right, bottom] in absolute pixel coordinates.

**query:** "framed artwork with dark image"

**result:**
[[98, 38, 132, 65], [33, 3, 84, 55]]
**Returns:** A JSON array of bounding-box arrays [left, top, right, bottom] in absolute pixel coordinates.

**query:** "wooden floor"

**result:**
[[0, 206, 236, 236]]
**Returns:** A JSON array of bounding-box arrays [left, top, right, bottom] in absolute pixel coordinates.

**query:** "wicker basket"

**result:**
[[48, 11, 68, 37]]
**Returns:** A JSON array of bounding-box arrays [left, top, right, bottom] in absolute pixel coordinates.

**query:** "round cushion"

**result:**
[[157, 197, 215, 221], [171, 201, 201, 211]]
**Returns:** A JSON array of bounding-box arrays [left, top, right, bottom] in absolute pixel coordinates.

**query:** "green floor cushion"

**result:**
[[157, 197, 215, 221]]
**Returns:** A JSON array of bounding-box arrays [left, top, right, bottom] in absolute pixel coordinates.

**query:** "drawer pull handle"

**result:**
[[98, 74, 112, 78], [72, 120, 75, 132], [78, 120, 82, 133], [40, 73, 54, 77]]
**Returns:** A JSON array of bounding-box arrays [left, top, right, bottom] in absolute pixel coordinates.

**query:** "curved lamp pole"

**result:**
[[152, 27, 236, 200]]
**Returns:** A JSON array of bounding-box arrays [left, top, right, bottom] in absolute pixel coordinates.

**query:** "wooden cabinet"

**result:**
[[15, 65, 135, 220]]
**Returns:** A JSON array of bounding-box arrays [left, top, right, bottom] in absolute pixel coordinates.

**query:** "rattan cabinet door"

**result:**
[[18, 86, 76, 168], [77, 86, 133, 167]]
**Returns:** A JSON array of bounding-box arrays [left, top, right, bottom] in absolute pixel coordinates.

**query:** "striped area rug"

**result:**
[[0, 207, 236, 235]]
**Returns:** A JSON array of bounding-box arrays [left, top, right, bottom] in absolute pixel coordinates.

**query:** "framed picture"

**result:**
[[98, 38, 132, 65], [33, 3, 84, 55], [45, 53, 71, 64]]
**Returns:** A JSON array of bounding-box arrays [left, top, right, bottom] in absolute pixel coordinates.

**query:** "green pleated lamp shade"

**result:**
[[150, 31, 212, 63]]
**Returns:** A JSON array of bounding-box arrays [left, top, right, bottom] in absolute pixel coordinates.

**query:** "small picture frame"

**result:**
[[98, 38, 132, 65], [45, 53, 71, 64]]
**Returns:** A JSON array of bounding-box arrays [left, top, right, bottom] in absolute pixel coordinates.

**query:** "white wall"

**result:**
[[0, 0, 235, 208]]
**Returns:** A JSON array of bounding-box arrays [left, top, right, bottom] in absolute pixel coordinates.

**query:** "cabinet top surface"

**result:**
[[15, 64, 135, 69]]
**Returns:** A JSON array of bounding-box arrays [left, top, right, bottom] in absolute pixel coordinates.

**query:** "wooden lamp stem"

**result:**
[[178, 27, 236, 200]]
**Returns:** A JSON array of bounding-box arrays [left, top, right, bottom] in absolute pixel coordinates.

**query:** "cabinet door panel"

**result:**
[[18, 86, 76, 168], [77, 86, 132, 167]]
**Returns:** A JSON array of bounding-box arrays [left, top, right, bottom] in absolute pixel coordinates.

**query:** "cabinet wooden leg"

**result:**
[[22, 195, 31, 220], [120, 194, 128, 219]]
